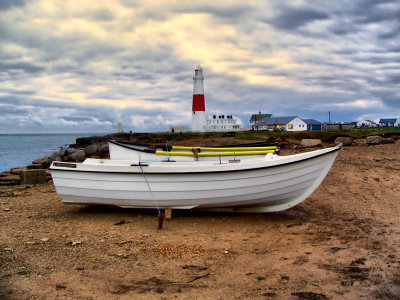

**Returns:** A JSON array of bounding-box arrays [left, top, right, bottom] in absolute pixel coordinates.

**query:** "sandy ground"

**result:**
[[1, 141, 400, 299]]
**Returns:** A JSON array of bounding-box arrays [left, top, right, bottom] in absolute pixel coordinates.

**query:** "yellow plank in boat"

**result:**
[[171, 146, 277, 151], [198, 150, 275, 156], [155, 150, 275, 156]]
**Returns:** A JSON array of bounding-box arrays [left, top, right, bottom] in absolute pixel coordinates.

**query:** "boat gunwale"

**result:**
[[109, 140, 156, 153], [50, 146, 340, 175]]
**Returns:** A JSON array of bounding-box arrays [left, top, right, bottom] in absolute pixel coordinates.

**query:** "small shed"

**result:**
[[324, 123, 353, 131], [303, 119, 322, 131], [169, 126, 189, 133]]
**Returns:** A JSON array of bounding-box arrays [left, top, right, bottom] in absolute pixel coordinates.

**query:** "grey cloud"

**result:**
[[0, 0, 28, 10], [89, 9, 115, 21], [0, 61, 45, 74], [355, 55, 400, 65], [267, 6, 330, 30], [118, 0, 139, 8], [60, 116, 97, 122], [0, 103, 31, 116], [372, 90, 400, 108], [379, 24, 400, 39], [174, 4, 253, 19], [386, 74, 400, 84], [0, 19, 123, 69], [328, 21, 358, 36], [353, 2, 400, 25]]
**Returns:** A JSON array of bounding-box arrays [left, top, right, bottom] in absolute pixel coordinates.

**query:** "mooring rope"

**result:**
[[139, 163, 161, 215]]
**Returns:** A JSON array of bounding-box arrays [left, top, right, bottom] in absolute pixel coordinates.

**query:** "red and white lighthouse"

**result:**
[[191, 66, 206, 132]]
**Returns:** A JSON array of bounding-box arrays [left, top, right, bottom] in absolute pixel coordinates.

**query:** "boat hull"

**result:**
[[50, 146, 340, 212]]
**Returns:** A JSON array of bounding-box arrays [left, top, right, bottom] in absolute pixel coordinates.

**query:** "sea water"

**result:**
[[0, 133, 108, 173]]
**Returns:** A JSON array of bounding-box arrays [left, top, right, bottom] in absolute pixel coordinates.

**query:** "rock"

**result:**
[[10, 168, 25, 175], [26, 164, 44, 170], [50, 152, 62, 163], [76, 137, 94, 147], [59, 147, 68, 156], [20, 169, 47, 185], [55, 285, 67, 290], [68, 150, 86, 162], [0, 174, 21, 186], [84, 144, 98, 155], [366, 135, 383, 145], [67, 148, 77, 155], [301, 139, 322, 148], [32, 157, 50, 168], [114, 220, 126, 226], [99, 143, 109, 153], [335, 137, 353, 146], [67, 241, 82, 246], [381, 138, 395, 144]]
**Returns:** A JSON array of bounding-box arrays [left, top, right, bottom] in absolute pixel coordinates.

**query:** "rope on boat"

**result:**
[[166, 141, 170, 161], [139, 163, 161, 215]]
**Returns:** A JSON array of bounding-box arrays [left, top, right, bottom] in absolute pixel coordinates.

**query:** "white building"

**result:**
[[206, 115, 241, 131], [379, 118, 399, 127], [357, 120, 377, 127], [169, 126, 189, 133], [252, 116, 308, 131]]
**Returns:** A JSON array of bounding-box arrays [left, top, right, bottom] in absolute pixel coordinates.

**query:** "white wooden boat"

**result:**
[[108, 140, 279, 161], [49, 145, 340, 212]]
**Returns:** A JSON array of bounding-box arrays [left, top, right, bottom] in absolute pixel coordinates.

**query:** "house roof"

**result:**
[[254, 116, 298, 126], [365, 120, 376, 124], [250, 113, 272, 122], [303, 119, 322, 125], [379, 118, 398, 123]]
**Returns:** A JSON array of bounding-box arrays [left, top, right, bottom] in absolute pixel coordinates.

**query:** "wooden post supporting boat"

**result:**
[[192, 148, 199, 161], [165, 208, 172, 220]]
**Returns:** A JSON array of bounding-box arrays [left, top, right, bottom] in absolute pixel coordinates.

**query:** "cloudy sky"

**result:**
[[0, 0, 399, 133]]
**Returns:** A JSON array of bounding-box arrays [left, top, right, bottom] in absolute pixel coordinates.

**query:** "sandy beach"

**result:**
[[1, 141, 399, 299]]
